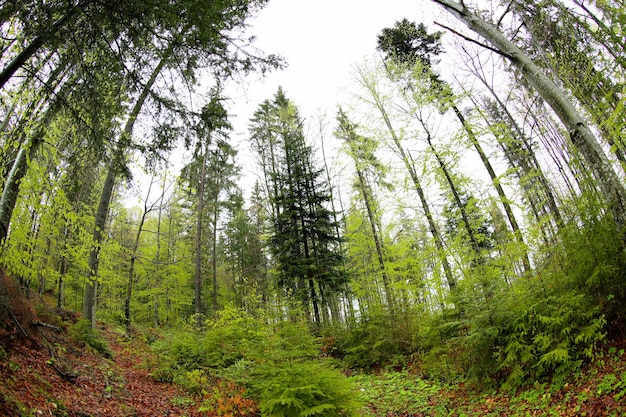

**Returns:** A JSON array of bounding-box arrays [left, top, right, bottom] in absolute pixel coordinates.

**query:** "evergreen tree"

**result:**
[[250, 88, 346, 324]]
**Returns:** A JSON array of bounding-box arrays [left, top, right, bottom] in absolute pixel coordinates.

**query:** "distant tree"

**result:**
[[223, 187, 267, 312], [250, 88, 345, 324]]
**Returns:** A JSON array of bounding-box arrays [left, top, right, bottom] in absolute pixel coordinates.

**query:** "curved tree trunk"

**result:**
[[84, 46, 171, 326], [432, 0, 626, 234]]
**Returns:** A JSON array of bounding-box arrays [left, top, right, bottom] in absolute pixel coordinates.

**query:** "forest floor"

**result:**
[[1, 300, 626, 416]]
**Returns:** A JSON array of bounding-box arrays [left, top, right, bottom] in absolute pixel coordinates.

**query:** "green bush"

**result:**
[[338, 310, 406, 370], [152, 309, 359, 416], [174, 369, 210, 396], [150, 305, 267, 382], [256, 360, 360, 417], [69, 319, 112, 358], [500, 291, 605, 390]]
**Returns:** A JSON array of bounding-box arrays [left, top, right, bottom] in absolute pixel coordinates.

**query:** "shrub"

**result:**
[[69, 319, 112, 358], [150, 305, 267, 382], [500, 291, 605, 390], [256, 360, 360, 417]]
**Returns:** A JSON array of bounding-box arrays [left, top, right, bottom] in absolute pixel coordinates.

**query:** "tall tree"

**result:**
[[179, 92, 233, 323], [377, 19, 530, 273], [335, 108, 395, 311], [82, 0, 280, 327], [353, 63, 456, 292], [432, 0, 626, 235], [251, 88, 345, 324], [512, 0, 626, 174]]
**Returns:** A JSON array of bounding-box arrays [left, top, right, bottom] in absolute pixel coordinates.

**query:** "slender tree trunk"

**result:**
[[125, 178, 154, 337], [472, 74, 564, 230], [84, 47, 171, 326], [84, 166, 115, 325], [426, 133, 481, 260], [358, 71, 456, 290], [211, 202, 219, 314], [0, 110, 55, 242], [451, 104, 531, 272], [432, 0, 626, 233], [355, 169, 394, 311], [0, 1, 86, 91], [195, 141, 209, 326], [405, 149, 456, 289], [153, 174, 167, 327]]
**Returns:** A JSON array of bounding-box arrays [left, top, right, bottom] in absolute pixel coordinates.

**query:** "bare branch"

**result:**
[[434, 21, 512, 59]]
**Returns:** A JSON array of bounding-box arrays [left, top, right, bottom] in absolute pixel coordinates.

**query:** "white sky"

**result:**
[[228, 0, 440, 121], [219, 0, 450, 193], [128, 0, 455, 204], [240, 0, 454, 116]]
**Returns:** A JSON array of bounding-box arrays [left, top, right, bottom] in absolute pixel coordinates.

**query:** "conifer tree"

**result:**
[[250, 88, 345, 324]]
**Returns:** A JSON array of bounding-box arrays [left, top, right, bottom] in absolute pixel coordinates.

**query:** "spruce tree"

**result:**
[[251, 88, 346, 324]]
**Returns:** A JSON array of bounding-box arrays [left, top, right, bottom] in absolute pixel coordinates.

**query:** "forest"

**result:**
[[0, 0, 625, 416]]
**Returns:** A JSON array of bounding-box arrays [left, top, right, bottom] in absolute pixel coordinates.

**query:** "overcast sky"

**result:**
[[227, 0, 447, 132], [130, 1, 454, 203], [213, 0, 451, 193]]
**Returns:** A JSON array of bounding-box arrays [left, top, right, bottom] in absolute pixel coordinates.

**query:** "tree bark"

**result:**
[[124, 178, 155, 338], [83, 46, 171, 326], [0, 109, 56, 242], [432, 0, 626, 233], [195, 141, 209, 326]]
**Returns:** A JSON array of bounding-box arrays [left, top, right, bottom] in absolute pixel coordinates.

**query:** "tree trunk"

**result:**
[[360, 73, 457, 291], [471, 72, 564, 231], [124, 179, 154, 338], [423, 127, 482, 258], [84, 46, 171, 327], [451, 104, 531, 272], [0, 1, 85, 91], [432, 0, 626, 233], [84, 166, 116, 326], [0, 110, 55, 242], [355, 169, 394, 311], [211, 202, 219, 314], [195, 141, 209, 326]]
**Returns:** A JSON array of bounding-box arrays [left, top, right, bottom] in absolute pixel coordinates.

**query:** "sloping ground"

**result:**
[[1, 292, 625, 417], [0, 318, 212, 416], [354, 341, 626, 417]]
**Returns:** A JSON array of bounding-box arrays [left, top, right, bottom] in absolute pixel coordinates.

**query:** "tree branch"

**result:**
[[434, 21, 513, 59]]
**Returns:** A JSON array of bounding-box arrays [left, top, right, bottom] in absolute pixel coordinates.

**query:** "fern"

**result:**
[[256, 361, 359, 417], [500, 291, 605, 389]]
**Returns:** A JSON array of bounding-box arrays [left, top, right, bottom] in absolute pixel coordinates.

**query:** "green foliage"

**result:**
[[256, 360, 359, 417], [338, 311, 405, 370], [152, 308, 359, 417], [69, 319, 112, 358], [558, 215, 626, 325], [351, 371, 447, 416], [500, 291, 605, 390], [174, 369, 210, 396], [151, 305, 266, 381]]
